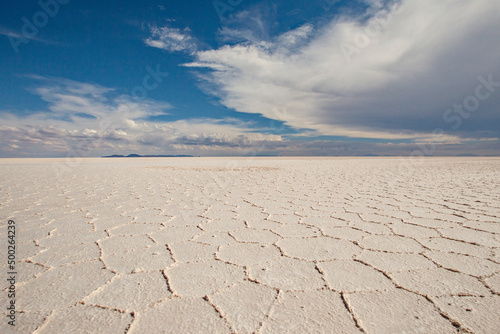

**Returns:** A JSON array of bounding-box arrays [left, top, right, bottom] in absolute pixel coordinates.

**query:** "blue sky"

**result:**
[[1, 0, 499, 157]]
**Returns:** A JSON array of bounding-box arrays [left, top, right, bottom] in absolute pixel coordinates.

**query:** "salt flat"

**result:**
[[1, 157, 499, 333]]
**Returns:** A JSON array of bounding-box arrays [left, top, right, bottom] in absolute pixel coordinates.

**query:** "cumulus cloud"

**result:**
[[144, 26, 198, 54], [3, 0, 500, 157], [0, 78, 282, 157], [185, 0, 500, 142]]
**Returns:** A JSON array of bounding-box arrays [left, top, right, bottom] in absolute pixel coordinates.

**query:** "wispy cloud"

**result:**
[[0, 27, 25, 39], [144, 26, 198, 54], [0, 26, 57, 45], [217, 8, 270, 44], [277, 24, 313, 49]]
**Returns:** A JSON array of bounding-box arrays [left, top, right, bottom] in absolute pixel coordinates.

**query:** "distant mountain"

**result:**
[[102, 154, 195, 158]]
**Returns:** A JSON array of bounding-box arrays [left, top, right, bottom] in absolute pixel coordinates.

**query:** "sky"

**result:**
[[0, 0, 499, 157]]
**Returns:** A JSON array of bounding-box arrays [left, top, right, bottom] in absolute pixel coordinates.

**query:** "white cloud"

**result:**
[[0, 26, 55, 44], [3, 0, 500, 157], [0, 78, 282, 157], [144, 26, 197, 54], [185, 0, 500, 141], [216, 5, 274, 44], [277, 24, 313, 49]]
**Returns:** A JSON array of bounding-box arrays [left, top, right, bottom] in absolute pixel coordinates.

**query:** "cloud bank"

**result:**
[[3, 0, 500, 157], [0, 78, 281, 157], [185, 0, 500, 142]]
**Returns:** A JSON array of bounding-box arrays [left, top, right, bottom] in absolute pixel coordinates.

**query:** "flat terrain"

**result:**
[[1, 157, 499, 333]]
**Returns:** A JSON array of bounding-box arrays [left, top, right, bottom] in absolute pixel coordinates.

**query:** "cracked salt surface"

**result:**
[[1, 157, 499, 333]]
